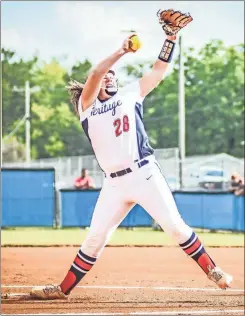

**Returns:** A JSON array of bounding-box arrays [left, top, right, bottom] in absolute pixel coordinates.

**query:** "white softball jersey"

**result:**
[[78, 81, 154, 174], [78, 80, 193, 259]]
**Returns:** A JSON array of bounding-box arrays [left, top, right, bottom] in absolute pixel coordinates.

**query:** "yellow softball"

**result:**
[[129, 35, 142, 52]]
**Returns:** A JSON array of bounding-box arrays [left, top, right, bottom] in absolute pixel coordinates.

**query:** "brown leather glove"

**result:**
[[157, 9, 193, 36]]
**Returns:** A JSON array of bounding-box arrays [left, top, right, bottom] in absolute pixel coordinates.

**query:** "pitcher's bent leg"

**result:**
[[137, 165, 232, 288]]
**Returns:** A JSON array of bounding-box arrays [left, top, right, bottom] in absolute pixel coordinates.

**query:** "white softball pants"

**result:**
[[81, 158, 193, 257]]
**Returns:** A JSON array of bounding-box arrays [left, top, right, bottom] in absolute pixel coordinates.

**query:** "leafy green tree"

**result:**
[[30, 60, 92, 158], [123, 40, 244, 157], [3, 40, 243, 161], [69, 59, 92, 82], [2, 52, 93, 160], [2, 136, 26, 162], [184, 40, 244, 156], [2, 48, 38, 136]]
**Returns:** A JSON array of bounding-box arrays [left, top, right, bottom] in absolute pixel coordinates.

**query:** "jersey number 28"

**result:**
[[113, 115, 130, 137]]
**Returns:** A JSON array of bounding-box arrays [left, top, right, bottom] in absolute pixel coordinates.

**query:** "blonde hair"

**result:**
[[66, 79, 84, 116]]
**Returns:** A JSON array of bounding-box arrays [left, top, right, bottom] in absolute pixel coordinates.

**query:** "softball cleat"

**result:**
[[207, 266, 233, 289], [30, 285, 68, 300]]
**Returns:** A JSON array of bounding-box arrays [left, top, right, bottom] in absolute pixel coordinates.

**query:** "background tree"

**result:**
[[2, 136, 26, 162], [2, 40, 244, 161], [123, 40, 244, 157], [2, 48, 38, 136], [30, 59, 93, 158], [2, 52, 93, 160], [185, 41, 244, 157]]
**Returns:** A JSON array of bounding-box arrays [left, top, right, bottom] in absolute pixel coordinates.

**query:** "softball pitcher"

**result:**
[[31, 9, 232, 299]]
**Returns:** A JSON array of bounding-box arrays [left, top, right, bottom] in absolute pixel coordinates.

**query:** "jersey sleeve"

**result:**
[[78, 96, 94, 122], [119, 80, 145, 104]]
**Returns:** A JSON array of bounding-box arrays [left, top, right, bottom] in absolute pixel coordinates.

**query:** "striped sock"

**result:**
[[179, 232, 216, 274], [60, 249, 97, 295]]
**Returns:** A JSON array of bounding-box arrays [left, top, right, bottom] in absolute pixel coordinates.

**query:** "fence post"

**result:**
[[232, 194, 237, 232], [53, 168, 59, 228], [55, 189, 62, 228]]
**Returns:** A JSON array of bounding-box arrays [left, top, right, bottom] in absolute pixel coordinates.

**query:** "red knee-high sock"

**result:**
[[60, 249, 97, 295], [179, 232, 215, 274]]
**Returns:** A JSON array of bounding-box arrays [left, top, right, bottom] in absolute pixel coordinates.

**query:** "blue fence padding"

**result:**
[[174, 192, 244, 231], [202, 194, 234, 230], [173, 194, 204, 228], [2, 168, 55, 226], [60, 190, 152, 227], [233, 196, 245, 231], [2, 177, 244, 231], [61, 190, 100, 227], [120, 204, 152, 227], [60, 190, 244, 231]]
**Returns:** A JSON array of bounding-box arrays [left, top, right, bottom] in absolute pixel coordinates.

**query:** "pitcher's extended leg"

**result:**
[[60, 180, 134, 295], [31, 180, 134, 299], [137, 163, 232, 289], [60, 249, 96, 295]]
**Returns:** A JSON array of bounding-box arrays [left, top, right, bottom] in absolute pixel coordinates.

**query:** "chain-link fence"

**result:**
[[2, 148, 180, 189], [182, 153, 244, 189], [3, 149, 244, 190]]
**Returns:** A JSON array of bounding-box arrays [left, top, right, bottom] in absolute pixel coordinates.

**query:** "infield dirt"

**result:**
[[1, 247, 244, 315]]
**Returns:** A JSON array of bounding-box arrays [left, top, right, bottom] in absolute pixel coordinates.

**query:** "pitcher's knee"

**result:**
[[164, 222, 193, 245], [81, 233, 108, 258]]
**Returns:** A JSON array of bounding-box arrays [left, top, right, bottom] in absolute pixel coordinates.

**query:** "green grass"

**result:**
[[1, 227, 244, 247]]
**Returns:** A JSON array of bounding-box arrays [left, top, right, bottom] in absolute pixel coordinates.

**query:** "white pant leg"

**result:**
[[135, 162, 192, 244], [81, 178, 134, 257]]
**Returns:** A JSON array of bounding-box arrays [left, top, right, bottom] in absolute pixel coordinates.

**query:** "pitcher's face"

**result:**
[[101, 72, 118, 96]]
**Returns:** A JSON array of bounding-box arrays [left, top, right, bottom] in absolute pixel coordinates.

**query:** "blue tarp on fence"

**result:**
[[60, 189, 152, 227], [60, 190, 100, 227], [2, 168, 55, 226], [174, 192, 244, 231], [2, 172, 244, 231], [60, 190, 244, 231]]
